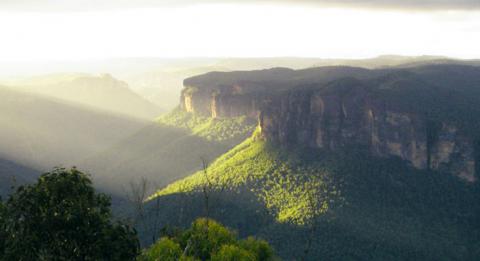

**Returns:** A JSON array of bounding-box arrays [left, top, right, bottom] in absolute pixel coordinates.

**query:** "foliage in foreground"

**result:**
[[140, 218, 276, 261], [0, 167, 139, 261]]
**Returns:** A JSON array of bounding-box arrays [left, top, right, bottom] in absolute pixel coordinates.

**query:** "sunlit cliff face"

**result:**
[[0, 2, 479, 62]]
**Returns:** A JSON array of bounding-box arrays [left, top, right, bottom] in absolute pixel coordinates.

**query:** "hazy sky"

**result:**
[[0, 0, 479, 61]]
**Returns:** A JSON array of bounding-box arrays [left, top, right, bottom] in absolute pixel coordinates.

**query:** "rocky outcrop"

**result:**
[[181, 84, 261, 119], [258, 85, 476, 181], [180, 67, 480, 182]]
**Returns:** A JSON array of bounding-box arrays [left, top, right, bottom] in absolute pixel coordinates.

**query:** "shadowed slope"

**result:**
[[0, 87, 148, 171], [83, 108, 256, 195]]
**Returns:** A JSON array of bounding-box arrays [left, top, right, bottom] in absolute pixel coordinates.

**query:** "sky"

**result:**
[[0, 0, 479, 61]]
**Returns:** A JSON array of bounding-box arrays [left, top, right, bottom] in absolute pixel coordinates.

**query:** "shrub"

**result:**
[[141, 218, 276, 261]]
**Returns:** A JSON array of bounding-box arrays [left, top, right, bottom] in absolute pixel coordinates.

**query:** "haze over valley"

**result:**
[[1, 1, 480, 260]]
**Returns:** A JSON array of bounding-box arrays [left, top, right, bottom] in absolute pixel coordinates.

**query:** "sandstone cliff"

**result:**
[[180, 66, 480, 181]]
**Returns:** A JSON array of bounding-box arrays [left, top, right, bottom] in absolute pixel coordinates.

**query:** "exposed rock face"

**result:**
[[258, 86, 476, 181], [429, 124, 476, 181], [180, 86, 211, 115], [181, 84, 261, 119], [180, 67, 480, 182]]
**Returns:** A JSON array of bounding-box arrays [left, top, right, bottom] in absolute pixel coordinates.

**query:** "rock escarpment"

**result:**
[[258, 82, 476, 181], [180, 66, 480, 181], [181, 83, 262, 119]]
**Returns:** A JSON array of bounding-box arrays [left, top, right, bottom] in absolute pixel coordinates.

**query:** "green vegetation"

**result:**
[[0, 200, 5, 256], [157, 108, 256, 143], [140, 238, 183, 261], [140, 218, 276, 261], [368, 67, 480, 138], [86, 107, 256, 195], [0, 167, 282, 261], [149, 132, 480, 260], [153, 129, 341, 225], [0, 168, 139, 261], [140, 64, 480, 259]]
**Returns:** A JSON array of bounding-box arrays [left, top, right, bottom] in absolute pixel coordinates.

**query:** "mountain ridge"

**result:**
[[180, 64, 480, 181], [2, 73, 162, 119]]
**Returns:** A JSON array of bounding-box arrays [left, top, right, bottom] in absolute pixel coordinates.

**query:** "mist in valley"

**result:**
[[1, 1, 480, 260]]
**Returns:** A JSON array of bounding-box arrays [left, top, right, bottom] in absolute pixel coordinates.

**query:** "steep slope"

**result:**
[[144, 63, 480, 260], [7, 74, 161, 119], [153, 130, 339, 224], [150, 133, 480, 260], [0, 87, 148, 171], [83, 108, 256, 195]]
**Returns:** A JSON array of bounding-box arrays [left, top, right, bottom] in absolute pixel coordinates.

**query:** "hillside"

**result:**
[[83, 108, 256, 195], [150, 132, 480, 260], [143, 63, 480, 260], [0, 87, 148, 172], [5, 73, 162, 119], [180, 64, 480, 181], [153, 130, 337, 224]]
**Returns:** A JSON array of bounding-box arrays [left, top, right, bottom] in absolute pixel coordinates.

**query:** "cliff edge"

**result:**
[[179, 65, 480, 181]]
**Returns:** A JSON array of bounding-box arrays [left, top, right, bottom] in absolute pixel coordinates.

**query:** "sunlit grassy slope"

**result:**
[[152, 129, 340, 224], [149, 130, 480, 260]]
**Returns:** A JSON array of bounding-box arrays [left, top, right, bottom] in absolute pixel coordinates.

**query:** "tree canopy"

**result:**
[[0, 167, 139, 261], [140, 218, 276, 261]]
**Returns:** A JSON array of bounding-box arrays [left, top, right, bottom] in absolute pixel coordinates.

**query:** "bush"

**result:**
[[181, 218, 237, 260], [141, 218, 276, 261], [211, 245, 255, 261], [140, 238, 182, 261], [240, 237, 276, 261]]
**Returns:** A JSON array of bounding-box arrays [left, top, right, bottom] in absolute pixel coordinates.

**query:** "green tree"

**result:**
[[211, 245, 255, 261], [140, 238, 182, 261], [239, 237, 275, 261], [141, 218, 276, 261], [0, 167, 139, 261], [181, 218, 236, 260]]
